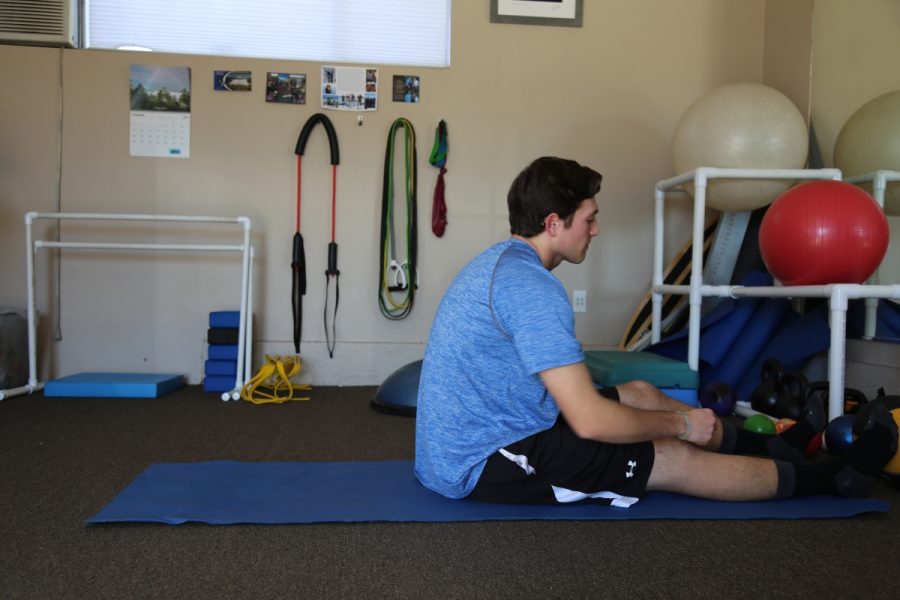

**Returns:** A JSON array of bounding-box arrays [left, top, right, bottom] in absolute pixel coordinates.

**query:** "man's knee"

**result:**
[[617, 379, 661, 409], [647, 437, 702, 487]]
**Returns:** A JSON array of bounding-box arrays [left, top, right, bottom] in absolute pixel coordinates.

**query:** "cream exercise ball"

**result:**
[[673, 83, 809, 212], [834, 89, 900, 215]]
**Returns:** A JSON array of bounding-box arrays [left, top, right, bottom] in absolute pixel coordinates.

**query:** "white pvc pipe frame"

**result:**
[[0, 212, 253, 402], [652, 167, 900, 422], [845, 170, 900, 340]]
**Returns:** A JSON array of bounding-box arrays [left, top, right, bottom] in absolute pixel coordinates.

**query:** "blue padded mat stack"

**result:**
[[585, 350, 699, 406], [204, 311, 240, 393]]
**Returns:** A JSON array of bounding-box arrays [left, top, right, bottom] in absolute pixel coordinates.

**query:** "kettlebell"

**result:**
[[805, 382, 870, 433], [852, 388, 899, 437], [750, 358, 808, 419], [751, 358, 785, 416], [776, 371, 809, 420]]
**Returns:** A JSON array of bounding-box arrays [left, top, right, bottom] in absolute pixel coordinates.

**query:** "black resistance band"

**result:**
[[294, 113, 340, 357]]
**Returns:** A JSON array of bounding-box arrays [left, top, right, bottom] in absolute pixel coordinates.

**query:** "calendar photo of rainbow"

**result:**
[[129, 64, 191, 158]]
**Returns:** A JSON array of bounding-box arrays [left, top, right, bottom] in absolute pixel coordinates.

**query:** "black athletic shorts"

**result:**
[[468, 387, 655, 507]]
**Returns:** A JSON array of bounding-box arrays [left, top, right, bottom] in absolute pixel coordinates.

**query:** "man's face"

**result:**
[[558, 198, 599, 264]]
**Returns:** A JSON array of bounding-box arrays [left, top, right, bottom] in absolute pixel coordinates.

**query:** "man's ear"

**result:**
[[544, 213, 561, 235]]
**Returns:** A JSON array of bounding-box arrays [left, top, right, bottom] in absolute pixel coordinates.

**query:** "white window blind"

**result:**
[[85, 0, 451, 67]]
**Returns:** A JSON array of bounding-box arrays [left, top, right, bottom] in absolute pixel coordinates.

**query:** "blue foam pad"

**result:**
[[87, 460, 888, 525], [204, 360, 237, 377], [662, 387, 698, 407], [203, 376, 235, 393], [208, 344, 239, 361], [209, 311, 241, 328], [44, 372, 184, 398]]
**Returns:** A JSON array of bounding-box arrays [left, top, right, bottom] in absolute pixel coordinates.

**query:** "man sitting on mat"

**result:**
[[414, 156, 898, 506]]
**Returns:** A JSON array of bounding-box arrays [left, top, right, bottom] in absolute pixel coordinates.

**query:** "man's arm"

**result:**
[[540, 362, 716, 445]]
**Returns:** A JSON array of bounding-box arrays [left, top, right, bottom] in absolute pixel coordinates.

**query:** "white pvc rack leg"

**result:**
[[0, 212, 253, 402], [651, 168, 900, 422], [845, 170, 900, 340]]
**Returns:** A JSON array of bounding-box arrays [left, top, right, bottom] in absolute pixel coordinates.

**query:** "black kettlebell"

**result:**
[[751, 358, 809, 419], [751, 380, 781, 415], [761, 357, 784, 384], [751, 358, 785, 416], [776, 371, 809, 420], [807, 382, 868, 416], [852, 388, 900, 437]]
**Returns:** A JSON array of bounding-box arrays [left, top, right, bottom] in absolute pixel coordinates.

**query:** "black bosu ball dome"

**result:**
[[371, 360, 422, 417]]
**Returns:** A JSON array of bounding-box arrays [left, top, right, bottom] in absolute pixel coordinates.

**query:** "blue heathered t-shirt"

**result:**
[[414, 239, 585, 499]]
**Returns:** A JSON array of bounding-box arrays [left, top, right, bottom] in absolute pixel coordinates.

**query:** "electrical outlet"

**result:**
[[573, 290, 587, 313]]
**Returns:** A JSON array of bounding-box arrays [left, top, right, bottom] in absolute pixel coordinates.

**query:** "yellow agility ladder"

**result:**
[[240, 354, 312, 404]]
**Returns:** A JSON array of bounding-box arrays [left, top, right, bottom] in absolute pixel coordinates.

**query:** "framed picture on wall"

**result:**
[[490, 0, 583, 28]]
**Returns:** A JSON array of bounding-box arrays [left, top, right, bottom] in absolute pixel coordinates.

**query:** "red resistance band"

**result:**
[[293, 113, 340, 357]]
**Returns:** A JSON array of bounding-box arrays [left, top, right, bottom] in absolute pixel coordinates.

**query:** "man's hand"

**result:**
[[679, 408, 717, 445]]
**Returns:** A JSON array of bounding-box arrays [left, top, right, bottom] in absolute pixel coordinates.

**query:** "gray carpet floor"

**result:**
[[1, 385, 898, 599]]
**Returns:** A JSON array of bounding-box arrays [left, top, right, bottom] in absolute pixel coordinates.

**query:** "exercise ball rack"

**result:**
[[652, 167, 900, 421]]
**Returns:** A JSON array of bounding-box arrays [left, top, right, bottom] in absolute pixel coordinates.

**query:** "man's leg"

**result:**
[[616, 379, 694, 411], [646, 405, 898, 500], [646, 437, 780, 501], [616, 379, 825, 462]]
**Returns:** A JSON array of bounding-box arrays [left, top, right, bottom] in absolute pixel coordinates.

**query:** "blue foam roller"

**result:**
[[205, 360, 237, 377], [648, 272, 773, 369], [209, 311, 241, 328], [204, 375, 236, 393], [208, 344, 239, 361], [44, 372, 184, 398], [706, 297, 792, 391], [878, 300, 900, 338]]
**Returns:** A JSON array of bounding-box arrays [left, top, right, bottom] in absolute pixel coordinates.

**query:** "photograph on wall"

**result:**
[[322, 66, 377, 111], [214, 70, 252, 91], [392, 75, 420, 103], [129, 64, 191, 158], [266, 72, 307, 104], [491, 0, 583, 27]]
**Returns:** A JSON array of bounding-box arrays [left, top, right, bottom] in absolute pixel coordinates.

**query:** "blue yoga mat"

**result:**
[[87, 460, 888, 525]]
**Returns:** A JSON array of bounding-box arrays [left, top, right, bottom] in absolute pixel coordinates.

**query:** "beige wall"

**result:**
[[763, 0, 813, 121], [2, 1, 775, 385], [810, 0, 900, 283]]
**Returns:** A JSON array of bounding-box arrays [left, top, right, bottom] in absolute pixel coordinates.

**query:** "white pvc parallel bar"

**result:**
[[649, 167, 896, 422], [844, 170, 899, 339], [1, 212, 253, 402], [26, 212, 248, 225], [35, 241, 244, 252]]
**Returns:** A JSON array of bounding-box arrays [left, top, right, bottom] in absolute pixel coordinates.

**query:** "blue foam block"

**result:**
[[662, 387, 698, 407], [203, 375, 236, 393], [204, 360, 237, 377], [209, 311, 241, 328], [44, 372, 184, 398], [87, 460, 889, 525], [208, 344, 239, 361]]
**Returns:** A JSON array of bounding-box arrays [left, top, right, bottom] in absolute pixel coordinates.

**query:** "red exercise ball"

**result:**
[[758, 180, 889, 285]]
